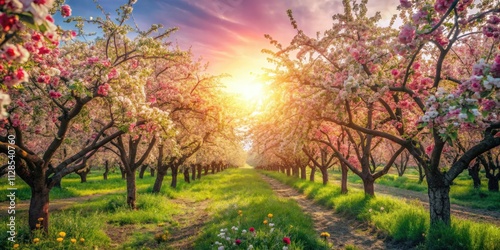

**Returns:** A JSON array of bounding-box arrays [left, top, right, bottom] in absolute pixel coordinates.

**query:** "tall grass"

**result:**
[[265, 171, 500, 250]]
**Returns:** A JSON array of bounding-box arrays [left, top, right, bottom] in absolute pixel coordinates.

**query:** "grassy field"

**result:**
[[1, 169, 328, 249], [264, 171, 500, 250], [324, 167, 500, 211]]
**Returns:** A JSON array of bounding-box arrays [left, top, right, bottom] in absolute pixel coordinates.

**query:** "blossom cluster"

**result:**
[[1, 0, 73, 118], [418, 55, 500, 140]]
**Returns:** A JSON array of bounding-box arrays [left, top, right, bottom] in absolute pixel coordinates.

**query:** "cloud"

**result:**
[[61, 0, 398, 82]]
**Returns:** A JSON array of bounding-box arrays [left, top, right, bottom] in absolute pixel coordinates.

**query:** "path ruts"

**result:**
[[259, 174, 401, 250]]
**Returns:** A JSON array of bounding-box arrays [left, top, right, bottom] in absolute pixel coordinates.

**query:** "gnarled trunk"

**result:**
[[320, 167, 329, 185], [362, 176, 375, 196], [152, 164, 167, 193], [103, 160, 109, 180], [197, 164, 202, 179], [300, 165, 306, 180], [428, 185, 451, 225], [487, 176, 499, 192], [171, 165, 179, 188], [150, 168, 155, 177], [340, 162, 348, 194], [139, 164, 148, 179], [126, 170, 137, 209], [183, 167, 190, 183], [191, 166, 196, 181], [309, 166, 316, 182], [28, 185, 50, 233]]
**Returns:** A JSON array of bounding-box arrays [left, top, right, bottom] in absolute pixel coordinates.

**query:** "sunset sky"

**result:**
[[61, 0, 399, 94]]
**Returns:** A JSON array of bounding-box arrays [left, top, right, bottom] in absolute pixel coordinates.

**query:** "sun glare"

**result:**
[[226, 77, 266, 102]]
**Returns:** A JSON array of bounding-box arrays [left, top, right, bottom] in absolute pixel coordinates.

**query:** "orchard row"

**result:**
[[247, 0, 500, 229], [1, 1, 246, 234]]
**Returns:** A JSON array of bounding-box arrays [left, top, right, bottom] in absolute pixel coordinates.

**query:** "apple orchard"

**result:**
[[1, 0, 499, 246]]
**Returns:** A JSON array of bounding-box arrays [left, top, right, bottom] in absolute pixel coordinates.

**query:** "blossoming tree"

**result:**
[[259, 0, 500, 226], [0, 0, 185, 231]]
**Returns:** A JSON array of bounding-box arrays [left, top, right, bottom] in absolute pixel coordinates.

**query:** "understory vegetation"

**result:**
[[264, 171, 500, 250]]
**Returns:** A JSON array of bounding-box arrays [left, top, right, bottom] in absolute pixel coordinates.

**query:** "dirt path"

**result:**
[[333, 181, 500, 227], [103, 198, 211, 249], [259, 175, 403, 250], [165, 198, 211, 249]]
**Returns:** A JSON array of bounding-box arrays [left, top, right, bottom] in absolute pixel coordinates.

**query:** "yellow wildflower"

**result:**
[[71, 238, 77, 243], [263, 220, 268, 225], [58, 232, 66, 238], [33, 238, 40, 243], [79, 238, 85, 243], [37, 217, 44, 222], [267, 213, 273, 218], [56, 237, 63, 242], [13, 244, 19, 248]]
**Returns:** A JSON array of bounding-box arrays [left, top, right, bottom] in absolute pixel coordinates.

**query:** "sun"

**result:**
[[225, 76, 266, 102]]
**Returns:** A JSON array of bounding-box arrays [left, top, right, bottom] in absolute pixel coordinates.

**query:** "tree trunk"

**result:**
[[428, 185, 451, 225], [320, 167, 329, 185], [152, 164, 167, 193], [150, 168, 155, 177], [53, 179, 61, 188], [29, 185, 50, 233], [126, 170, 137, 209], [191, 166, 196, 181], [416, 164, 425, 184], [120, 166, 126, 179], [204, 165, 209, 175], [362, 176, 375, 196], [171, 165, 179, 188], [292, 166, 299, 177], [211, 165, 215, 174], [183, 167, 190, 183], [197, 164, 202, 180], [487, 176, 499, 192], [341, 163, 348, 194], [309, 166, 316, 182], [78, 171, 88, 183], [286, 166, 291, 176], [139, 164, 148, 179], [300, 165, 306, 180], [103, 160, 109, 180]]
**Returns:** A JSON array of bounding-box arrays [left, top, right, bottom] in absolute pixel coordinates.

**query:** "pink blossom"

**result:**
[[457, 0, 472, 12], [487, 15, 500, 25], [37, 75, 50, 84], [15, 68, 27, 81], [61, 5, 72, 18], [481, 99, 496, 111], [434, 0, 454, 14], [107, 68, 118, 79], [491, 56, 500, 78], [0, 13, 19, 32], [129, 123, 136, 132], [38, 46, 51, 55], [391, 69, 400, 78], [98, 83, 110, 96], [400, 0, 412, 8], [49, 90, 62, 98], [398, 24, 415, 44], [32, 33, 42, 41], [425, 145, 434, 156]]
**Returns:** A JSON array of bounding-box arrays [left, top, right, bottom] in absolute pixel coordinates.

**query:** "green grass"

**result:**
[[327, 168, 500, 211], [265, 171, 500, 250], [0, 170, 158, 202], [1, 169, 328, 249]]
